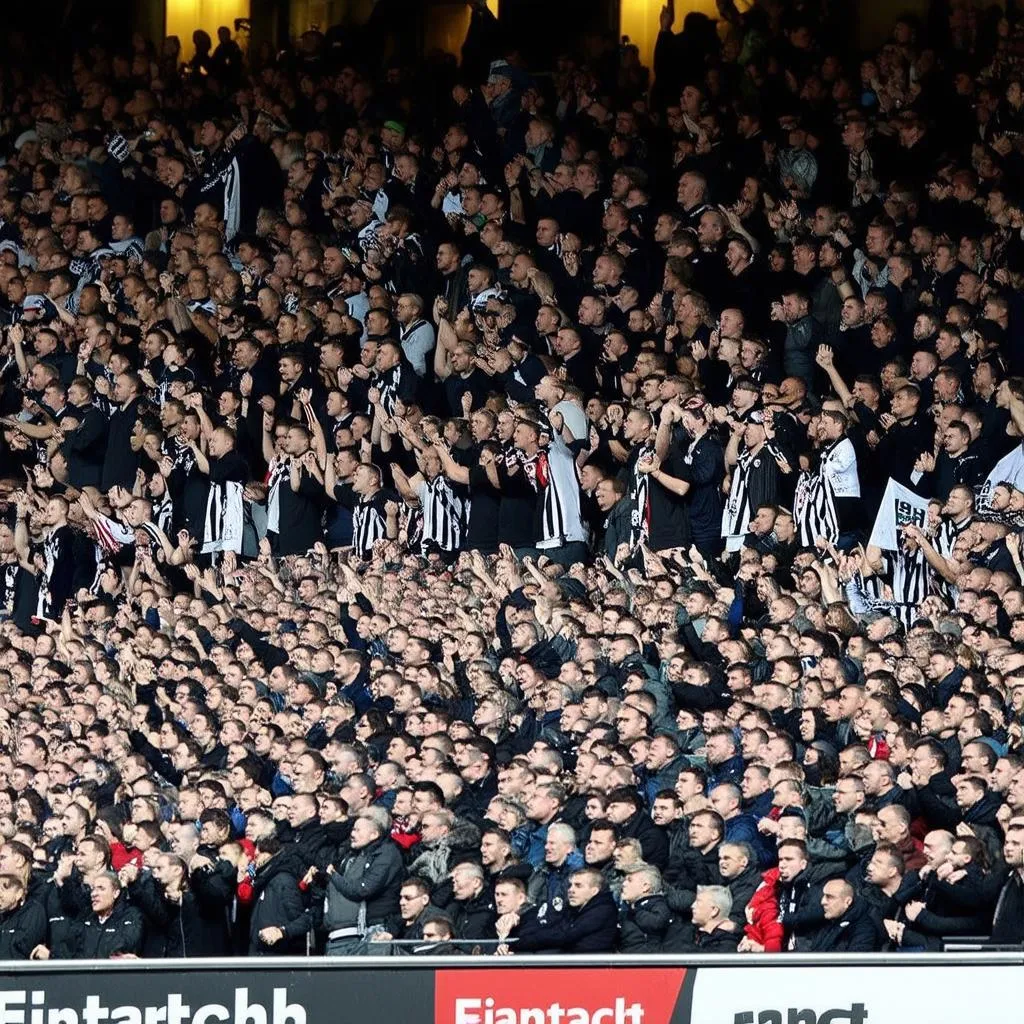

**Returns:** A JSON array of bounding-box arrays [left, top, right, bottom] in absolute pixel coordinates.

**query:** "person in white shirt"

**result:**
[[395, 293, 435, 376]]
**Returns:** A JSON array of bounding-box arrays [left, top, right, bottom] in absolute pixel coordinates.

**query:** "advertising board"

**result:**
[[0, 958, 1017, 1024]]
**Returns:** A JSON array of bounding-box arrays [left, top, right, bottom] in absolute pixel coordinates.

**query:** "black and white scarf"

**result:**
[[267, 457, 288, 533], [202, 480, 244, 555]]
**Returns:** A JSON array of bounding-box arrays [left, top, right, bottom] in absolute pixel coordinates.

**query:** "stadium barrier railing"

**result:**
[[1, 952, 1022, 1024]]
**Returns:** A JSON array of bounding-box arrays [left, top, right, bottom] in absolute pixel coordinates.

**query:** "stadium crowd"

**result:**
[[1, 0, 1024, 959]]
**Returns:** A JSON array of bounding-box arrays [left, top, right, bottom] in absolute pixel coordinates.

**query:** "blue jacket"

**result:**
[[707, 755, 746, 791]]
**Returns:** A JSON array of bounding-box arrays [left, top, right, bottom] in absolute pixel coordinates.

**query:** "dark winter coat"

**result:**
[[514, 889, 618, 953], [0, 898, 47, 959], [75, 898, 144, 959], [248, 856, 310, 955], [324, 835, 404, 932], [617, 894, 683, 952]]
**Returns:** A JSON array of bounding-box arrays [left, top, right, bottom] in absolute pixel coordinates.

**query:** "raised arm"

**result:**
[[390, 465, 423, 505], [434, 305, 456, 380], [815, 345, 855, 410], [640, 453, 690, 497], [435, 442, 470, 485]]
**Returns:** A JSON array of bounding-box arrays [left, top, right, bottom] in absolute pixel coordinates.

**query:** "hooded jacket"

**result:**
[[248, 855, 310, 955]]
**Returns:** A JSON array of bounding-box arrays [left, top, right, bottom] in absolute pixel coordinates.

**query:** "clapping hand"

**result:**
[[914, 451, 936, 474], [636, 453, 660, 475]]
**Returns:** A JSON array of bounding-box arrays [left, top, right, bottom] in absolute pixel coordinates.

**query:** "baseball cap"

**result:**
[[488, 60, 513, 84], [14, 131, 39, 151]]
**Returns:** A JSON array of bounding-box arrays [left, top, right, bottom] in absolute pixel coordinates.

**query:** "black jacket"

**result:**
[[681, 922, 741, 952], [910, 863, 998, 942], [452, 889, 497, 944], [0, 898, 47, 959], [45, 871, 92, 959], [76, 899, 144, 959], [806, 898, 882, 952], [666, 844, 722, 912], [778, 869, 826, 951], [617, 894, 683, 952], [514, 889, 618, 953], [618, 810, 669, 869], [129, 868, 234, 957], [991, 869, 1024, 944], [248, 856, 310, 955], [279, 817, 335, 878], [727, 864, 762, 925], [63, 404, 107, 488], [101, 397, 141, 492]]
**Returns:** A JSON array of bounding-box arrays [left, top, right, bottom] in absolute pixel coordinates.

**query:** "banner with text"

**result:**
[[869, 477, 928, 551], [0, 961, 1017, 1024]]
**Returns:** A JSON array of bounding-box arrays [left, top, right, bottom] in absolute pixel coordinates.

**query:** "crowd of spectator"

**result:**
[[1, 0, 1024, 959]]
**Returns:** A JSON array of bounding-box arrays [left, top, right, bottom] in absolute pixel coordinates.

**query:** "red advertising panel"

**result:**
[[435, 968, 691, 1024]]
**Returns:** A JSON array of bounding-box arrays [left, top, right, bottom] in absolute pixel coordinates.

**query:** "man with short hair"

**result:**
[[449, 861, 497, 942], [606, 787, 669, 868], [322, 813, 404, 954], [805, 879, 881, 951], [514, 868, 617, 953], [991, 826, 1024, 944], [683, 885, 740, 952], [75, 873, 144, 959], [618, 865, 680, 952], [0, 874, 46, 959]]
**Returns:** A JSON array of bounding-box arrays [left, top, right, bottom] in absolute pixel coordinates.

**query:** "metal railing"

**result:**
[[2, 950, 1022, 969]]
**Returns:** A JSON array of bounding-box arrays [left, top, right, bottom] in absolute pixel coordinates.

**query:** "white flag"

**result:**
[[977, 441, 1024, 510], [869, 478, 928, 550]]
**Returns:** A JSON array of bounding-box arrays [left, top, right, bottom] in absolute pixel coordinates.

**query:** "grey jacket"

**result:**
[[323, 836, 404, 933]]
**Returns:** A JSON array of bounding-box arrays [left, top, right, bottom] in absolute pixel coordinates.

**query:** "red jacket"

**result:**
[[897, 833, 927, 871], [744, 869, 784, 953], [391, 816, 422, 852], [110, 842, 143, 872]]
